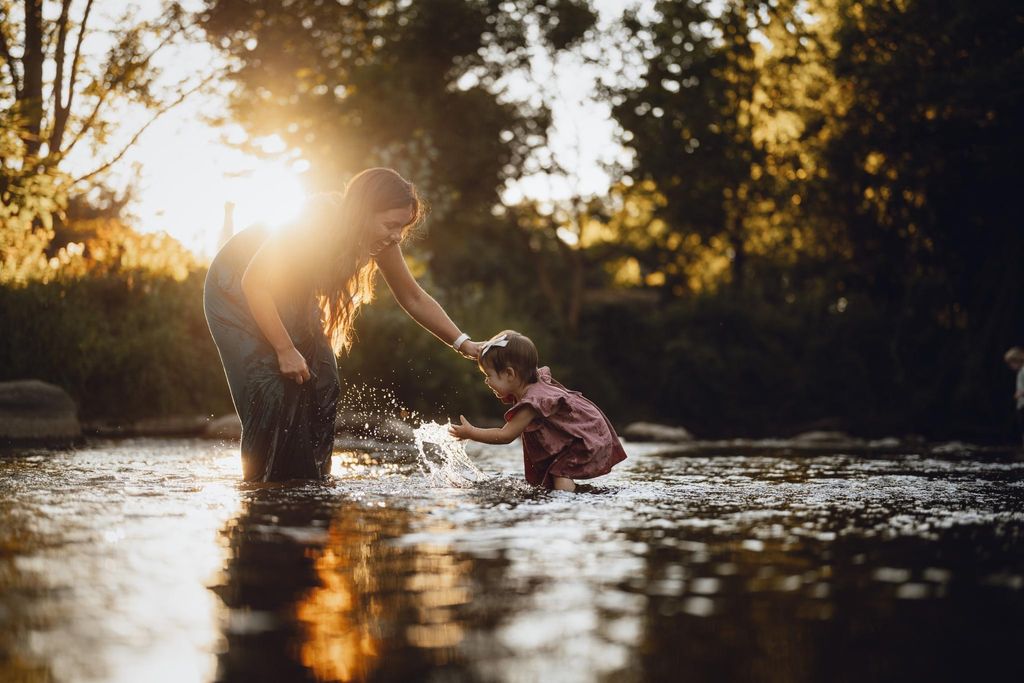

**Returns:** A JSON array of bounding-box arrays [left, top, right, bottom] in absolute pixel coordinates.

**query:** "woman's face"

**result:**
[[367, 205, 415, 256]]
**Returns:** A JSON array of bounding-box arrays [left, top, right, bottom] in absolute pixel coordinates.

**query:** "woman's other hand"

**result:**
[[277, 347, 311, 384], [448, 415, 476, 439], [459, 340, 482, 360]]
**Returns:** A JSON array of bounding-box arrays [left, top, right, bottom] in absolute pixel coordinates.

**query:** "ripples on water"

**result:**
[[1, 437, 1022, 682]]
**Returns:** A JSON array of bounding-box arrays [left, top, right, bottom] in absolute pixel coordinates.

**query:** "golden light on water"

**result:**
[[297, 544, 380, 683], [294, 508, 472, 681]]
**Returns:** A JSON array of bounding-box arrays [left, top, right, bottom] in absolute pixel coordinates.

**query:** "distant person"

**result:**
[[204, 168, 482, 482], [1005, 347, 1024, 447], [448, 330, 627, 491]]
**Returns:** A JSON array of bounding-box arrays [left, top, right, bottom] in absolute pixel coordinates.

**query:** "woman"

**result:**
[[204, 168, 481, 481]]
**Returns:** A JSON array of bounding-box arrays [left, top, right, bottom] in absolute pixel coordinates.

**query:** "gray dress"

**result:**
[[204, 226, 340, 482]]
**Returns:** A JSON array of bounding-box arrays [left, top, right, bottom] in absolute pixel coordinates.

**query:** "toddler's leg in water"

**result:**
[[553, 476, 576, 492]]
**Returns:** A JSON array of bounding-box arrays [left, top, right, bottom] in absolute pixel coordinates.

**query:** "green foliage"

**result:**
[[0, 269, 232, 420], [341, 277, 560, 424], [813, 0, 1024, 437], [601, 0, 1023, 439], [0, 112, 67, 284], [571, 287, 994, 439], [1, 182, 228, 419], [613, 0, 772, 292]]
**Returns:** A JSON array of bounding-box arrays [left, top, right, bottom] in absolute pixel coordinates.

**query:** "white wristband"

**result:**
[[452, 333, 470, 351]]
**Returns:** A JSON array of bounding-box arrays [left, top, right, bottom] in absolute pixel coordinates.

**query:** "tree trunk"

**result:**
[[21, 0, 44, 159], [48, 0, 75, 158], [517, 227, 565, 325]]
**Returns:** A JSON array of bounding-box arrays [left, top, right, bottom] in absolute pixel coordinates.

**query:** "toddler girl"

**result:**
[[448, 330, 627, 491]]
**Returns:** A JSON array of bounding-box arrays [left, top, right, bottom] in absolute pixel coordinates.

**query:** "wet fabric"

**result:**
[[204, 226, 339, 482], [504, 367, 627, 488]]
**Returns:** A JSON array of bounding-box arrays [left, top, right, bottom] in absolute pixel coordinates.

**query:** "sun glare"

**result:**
[[229, 159, 307, 232], [100, 110, 312, 257]]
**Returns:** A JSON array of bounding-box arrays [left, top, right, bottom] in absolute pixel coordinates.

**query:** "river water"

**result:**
[[1, 435, 1022, 682]]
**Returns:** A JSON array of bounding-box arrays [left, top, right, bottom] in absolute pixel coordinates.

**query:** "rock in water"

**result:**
[[0, 380, 81, 447], [622, 421, 694, 443]]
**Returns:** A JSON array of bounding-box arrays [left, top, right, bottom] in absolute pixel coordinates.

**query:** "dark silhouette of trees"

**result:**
[[2, 0, 1021, 437], [820, 0, 1024, 430]]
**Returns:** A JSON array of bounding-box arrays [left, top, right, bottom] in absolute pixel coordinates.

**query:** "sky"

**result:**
[[61, 0, 648, 259]]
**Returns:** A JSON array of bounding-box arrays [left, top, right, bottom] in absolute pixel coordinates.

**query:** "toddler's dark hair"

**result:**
[[478, 330, 539, 383]]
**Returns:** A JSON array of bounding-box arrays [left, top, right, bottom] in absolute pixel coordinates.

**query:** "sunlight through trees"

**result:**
[[1, 0, 1021, 438]]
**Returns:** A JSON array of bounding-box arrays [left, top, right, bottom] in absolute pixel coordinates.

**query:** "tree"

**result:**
[[821, 0, 1024, 430], [0, 0, 216, 179], [611, 1, 760, 293], [610, 0, 831, 295], [1, 0, 218, 281], [198, 0, 596, 291]]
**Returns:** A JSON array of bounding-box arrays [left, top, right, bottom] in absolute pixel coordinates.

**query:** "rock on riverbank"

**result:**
[[623, 421, 694, 443], [0, 380, 82, 448]]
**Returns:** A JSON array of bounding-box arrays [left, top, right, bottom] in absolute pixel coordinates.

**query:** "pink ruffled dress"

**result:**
[[503, 366, 627, 488]]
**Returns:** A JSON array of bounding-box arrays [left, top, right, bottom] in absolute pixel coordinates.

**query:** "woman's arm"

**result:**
[[448, 406, 537, 444], [375, 244, 480, 357], [240, 237, 311, 384]]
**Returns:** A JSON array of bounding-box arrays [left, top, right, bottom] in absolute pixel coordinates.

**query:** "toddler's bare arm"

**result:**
[[449, 406, 537, 444]]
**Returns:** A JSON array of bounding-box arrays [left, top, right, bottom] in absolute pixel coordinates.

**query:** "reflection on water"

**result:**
[[1, 439, 1023, 682], [0, 441, 240, 683], [215, 488, 473, 682]]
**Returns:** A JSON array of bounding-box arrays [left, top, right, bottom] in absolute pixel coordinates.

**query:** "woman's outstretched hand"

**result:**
[[277, 346, 311, 384], [458, 340, 482, 360], [448, 415, 476, 440]]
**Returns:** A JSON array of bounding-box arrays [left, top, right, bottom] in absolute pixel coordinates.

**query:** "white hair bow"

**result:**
[[480, 334, 509, 357]]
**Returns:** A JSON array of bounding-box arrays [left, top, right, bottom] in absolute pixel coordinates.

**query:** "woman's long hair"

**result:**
[[308, 168, 425, 354]]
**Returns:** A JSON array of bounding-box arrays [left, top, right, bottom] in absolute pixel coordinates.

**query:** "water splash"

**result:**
[[335, 383, 418, 445], [413, 421, 485, 487]]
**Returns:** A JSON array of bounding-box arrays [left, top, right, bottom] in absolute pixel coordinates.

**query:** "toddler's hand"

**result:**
[[448, 415, 474, 439]]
